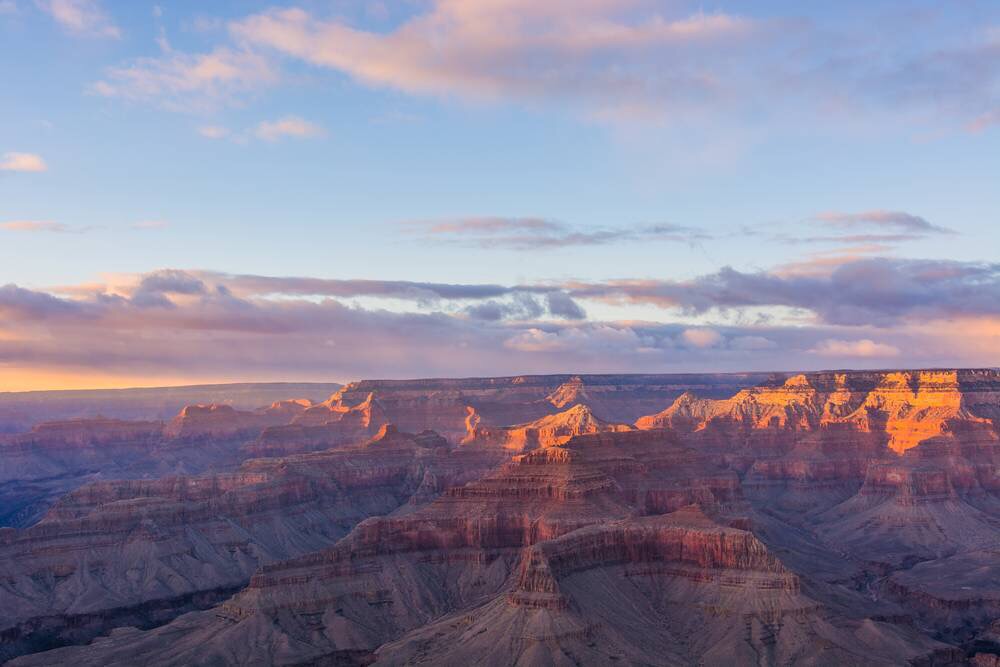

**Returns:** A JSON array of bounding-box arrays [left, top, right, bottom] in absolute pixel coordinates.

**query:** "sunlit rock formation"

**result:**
[[4, 369, 1000, 665], [462, 404, 635, 452]]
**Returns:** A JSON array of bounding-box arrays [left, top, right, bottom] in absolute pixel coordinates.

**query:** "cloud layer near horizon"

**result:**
[[3, 258, 1000, 388]]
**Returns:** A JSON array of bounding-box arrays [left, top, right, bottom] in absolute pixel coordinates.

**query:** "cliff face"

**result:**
[[637, 370, 997, 455], [5, 369, 1000, 666], [0, 401, 317, 485], [462, 404, 635, 452], [0, 383, 341, 434], [247, 392, 390, 457], [0, 418, 165, 483], [0, 401, 318, 530], [0, 427, 462, 661], [13, 502, 947, 667]]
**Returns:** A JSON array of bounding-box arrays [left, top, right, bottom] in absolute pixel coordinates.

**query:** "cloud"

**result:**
[[53, 269, 579, 323], [503, 325, 647, 355], [200, 271, 533, 302], [809, 338, 900, 358], [6, 266, 1000, 386], [813, 210, 953, 235], [0, 283, 85, 320], [546, 292, 586, 320], [199, 119, 325, 143], [1, 279, 671, 381], [253, 116, 326, 141], [136, 269, 207, 296], [746, 210, 953, 252], [92, 48, 278, 112], [729, 335, 777, 351], [184, 256, 1000, 336], [222, 2, 1000, 130], [0, 152, 46, 172], [563, 257, 1000, 327], [35, 0, 119, 38], [229, 4, 752, 119], [0, 220, 81, 234], [78, 2, 998, 131], [967, 109, 1000, 133], [423, 217, 560, 236], [0, 1, 17, 15], [465, 294, 543, 322], [198, 125, 230, 140], [405, 216, 709, 249], [681, 328, 722, 348]]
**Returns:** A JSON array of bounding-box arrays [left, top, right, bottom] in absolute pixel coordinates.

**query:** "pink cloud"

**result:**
[[253, 116, 326, 141], [681, 328, 722, 348], [809, 338, 900, 358], [229, 3, 752, 115], [197, 126, 230, 140], [1, 220, 69, 232], [3, 266, 1000, 384], [35, 0, 119, 38], [92, 48, 278, 112], [0, 152, 46, 172]]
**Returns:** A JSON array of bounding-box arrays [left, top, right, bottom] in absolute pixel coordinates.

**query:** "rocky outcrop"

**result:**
[[6, 369, 1000, 666], [0, 401, 316, 529], [0, 418, 164, 484], [163, 403, 290, 442], [545, 375, 590, 409], [17, 501, 949, 667], [637, 370, 1000, 453], [813, 458, 1000, 566], [247, 392, 389, 457], [0, 428, 460, 662], [462, 404, 635, 452]]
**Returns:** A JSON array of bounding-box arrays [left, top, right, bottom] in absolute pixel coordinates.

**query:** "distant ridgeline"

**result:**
[[0, 382, 343, 433]]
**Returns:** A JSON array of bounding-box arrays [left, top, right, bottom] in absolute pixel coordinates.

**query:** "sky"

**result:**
[[1, 0, 999, 390]]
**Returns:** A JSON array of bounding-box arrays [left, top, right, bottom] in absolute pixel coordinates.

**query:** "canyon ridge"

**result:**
[[1, 370, 999, 666]]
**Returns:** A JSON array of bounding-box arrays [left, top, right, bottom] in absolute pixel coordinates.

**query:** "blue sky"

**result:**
[[1, 0, 999, 389]]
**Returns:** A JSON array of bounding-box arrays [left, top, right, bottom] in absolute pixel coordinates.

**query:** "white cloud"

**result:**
[[253, 116, 326, 141], [35, 0, 120, 38], [0, 152, 47, 172], [809, 338, 900, 358]]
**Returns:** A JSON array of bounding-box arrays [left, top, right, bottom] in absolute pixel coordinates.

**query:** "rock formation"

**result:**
[[4, 369, 1000, 666], [0, 400, 320, 529], [0, 426, 458, 661], [462, 404, 635, 452]]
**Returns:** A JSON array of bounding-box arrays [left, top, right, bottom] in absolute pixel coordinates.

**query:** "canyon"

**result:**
[[1, 370, 999, 665]]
